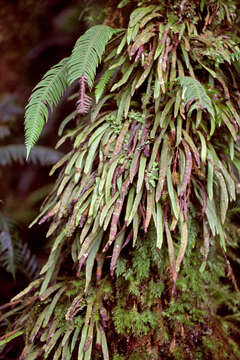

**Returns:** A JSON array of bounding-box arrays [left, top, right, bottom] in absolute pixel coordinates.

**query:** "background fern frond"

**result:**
[[0, 95, 24, 123], [68, 25, 117, 89], [0, 145, 62, 166], [178, 76, 214, 117], [0, 222, 16, 278], [17, 241, 39, 280], [24, 57, 69, 158], [0, 214, 39, 279], [0, 125, 11, 139]]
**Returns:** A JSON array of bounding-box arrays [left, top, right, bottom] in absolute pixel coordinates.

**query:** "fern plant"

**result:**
[[1, 0, 240, 359], [24, 25, 118, 156], [0, 213, 39, 280]]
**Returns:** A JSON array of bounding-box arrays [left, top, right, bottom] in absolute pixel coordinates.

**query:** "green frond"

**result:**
[[0, 145, 62, 166], [178, 76, 214, 117], [118, 0, 131, 8], [68, 25, 117, 89], [95, 68, 115, 103], [24, 57, 69, 158]]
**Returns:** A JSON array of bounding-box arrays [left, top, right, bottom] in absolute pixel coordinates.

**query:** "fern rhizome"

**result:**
[[1, 1, 240, 359]]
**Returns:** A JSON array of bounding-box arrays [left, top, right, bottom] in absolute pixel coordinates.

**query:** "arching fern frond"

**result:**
[[24, 57, 69, 158], [68, 25, 117, 89], [178, 76, 214, 117], [0, 145, 62, 166]]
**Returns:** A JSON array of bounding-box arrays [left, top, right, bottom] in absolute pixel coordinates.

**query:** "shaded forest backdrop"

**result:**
[[0, 1, 240, 359], [0, 0, 106, 300]]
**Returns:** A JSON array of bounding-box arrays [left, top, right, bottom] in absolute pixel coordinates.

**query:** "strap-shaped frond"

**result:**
[[178, 76, 214, 117], [95, 68, 114, 103], [68, 25, 117, 89], [24, 57, 69, 158]]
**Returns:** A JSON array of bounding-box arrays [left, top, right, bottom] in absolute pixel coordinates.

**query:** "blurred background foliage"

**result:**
[[0, 0, 107, 302]]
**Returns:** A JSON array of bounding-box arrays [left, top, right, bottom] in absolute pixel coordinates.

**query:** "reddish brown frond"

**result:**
[[76, 76, 92, 114]]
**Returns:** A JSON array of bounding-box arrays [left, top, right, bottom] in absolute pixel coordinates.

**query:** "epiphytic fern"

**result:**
[[23, 1, 240, 295], [24, 57, 69, 158], [2, 1, 240, 359]]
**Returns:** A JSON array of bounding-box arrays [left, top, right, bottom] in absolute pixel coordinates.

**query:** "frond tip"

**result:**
[[24, 57, 69, 158]]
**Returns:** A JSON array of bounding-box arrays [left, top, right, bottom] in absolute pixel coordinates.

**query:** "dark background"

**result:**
[[0, 0, 107, 302]]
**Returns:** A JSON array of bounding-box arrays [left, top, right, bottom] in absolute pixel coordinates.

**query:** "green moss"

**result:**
[[113, 306, 158, 336]]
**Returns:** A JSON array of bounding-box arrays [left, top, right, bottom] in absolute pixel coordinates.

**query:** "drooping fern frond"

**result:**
[[0, 145, 62, 166], [68, 25, 117, 89], [24, 57, 69, 158], [178, 76, 214, 117]]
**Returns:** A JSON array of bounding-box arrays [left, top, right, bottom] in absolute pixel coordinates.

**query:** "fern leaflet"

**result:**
[[68, 25, 117, 89], [178, 76, 214, 117], [24, 57, 69, 158]]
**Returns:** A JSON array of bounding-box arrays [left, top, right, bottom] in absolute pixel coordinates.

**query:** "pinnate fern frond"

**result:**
[[68, 25, 117, 89], [0, 145, 62, 166], [0, 214, 39, 279], [178, 76, 214, 117], [17, 242, 39, 280], [0, 227, 16, 278], [24, 57, 69, 158]]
